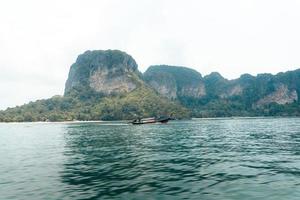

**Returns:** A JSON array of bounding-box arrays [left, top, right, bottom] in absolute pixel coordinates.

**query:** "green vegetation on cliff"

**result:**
[[1, 50, 300, 122], [187, 72, 300, 117], [0, 85, 189, 122], [145, 66, 300, 118]]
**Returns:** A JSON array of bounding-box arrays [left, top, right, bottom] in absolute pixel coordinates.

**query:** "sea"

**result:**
[[0, 117, 300, 200]]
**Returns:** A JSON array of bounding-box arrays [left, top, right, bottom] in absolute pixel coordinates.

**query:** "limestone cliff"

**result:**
[[256, 84, 298, 106], [144, 65, 206, 99], [65, 50, 141, 95], [2, 49, 300, 122]]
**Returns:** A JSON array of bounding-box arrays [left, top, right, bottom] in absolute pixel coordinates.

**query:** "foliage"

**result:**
[[176, 69, 300, 118], [0, 86, 189, 122], [2, 50, 300, 122]]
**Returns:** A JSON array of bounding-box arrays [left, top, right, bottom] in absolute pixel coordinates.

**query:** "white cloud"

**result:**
[[1, 0, 300, 109]]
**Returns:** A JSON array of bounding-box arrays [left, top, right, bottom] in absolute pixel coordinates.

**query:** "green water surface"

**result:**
[[0, 118, 300, 199]]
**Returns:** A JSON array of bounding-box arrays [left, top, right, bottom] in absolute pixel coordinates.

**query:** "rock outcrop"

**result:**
[[256, 84, 298, 106], [144, 65, 206, 99], [65, 50, 141, 95], [2, 49, 300, 122]]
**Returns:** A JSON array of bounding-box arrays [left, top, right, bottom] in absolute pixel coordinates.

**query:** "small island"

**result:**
[[1, 49, 300, 122]]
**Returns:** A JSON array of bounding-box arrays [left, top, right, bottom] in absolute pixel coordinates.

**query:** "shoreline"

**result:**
[[1, 116, 300, 124]]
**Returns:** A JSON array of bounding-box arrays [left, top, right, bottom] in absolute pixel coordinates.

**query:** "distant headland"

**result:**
[[1, 49, 300, 122]]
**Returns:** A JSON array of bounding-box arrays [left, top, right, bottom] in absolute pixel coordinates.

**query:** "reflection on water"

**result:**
[[60, 119, 300, 199], [1, 118, 300, 199]]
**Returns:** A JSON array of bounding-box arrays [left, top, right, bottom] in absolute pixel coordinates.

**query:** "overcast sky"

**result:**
[[1, 0, 300, 110]]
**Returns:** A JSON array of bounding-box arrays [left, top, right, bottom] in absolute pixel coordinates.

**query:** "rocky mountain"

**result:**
[[256, 84, 297, 107], [65, 50, 141, 95], [142, 65, 300, 117], [1, 49, 300, 122], [0, 50, 189, 122], [202, 71, 299, 107], [144, 65, 206, 99]]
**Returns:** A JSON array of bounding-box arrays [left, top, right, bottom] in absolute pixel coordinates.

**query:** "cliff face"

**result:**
[[60, 50, 190, 120], [144, 65, 206, 99], [63, 50, 300, 110], [0, 50, 190, 122], [143, 65, 300, 117], [2, 49, 300, 122], [256, 84, 298, 106], [203, 72, 299, 104], [236, 72, 299, 107], [65, 50, 140, 95]]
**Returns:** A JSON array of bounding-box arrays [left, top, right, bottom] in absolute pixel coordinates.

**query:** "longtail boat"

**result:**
[[130, 116, 171, 125]]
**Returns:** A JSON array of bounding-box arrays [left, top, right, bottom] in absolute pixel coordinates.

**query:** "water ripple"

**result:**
[[1, 118, 300, 199]]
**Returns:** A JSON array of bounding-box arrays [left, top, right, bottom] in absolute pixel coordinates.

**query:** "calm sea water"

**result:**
[[0, 118, 300, 200]]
